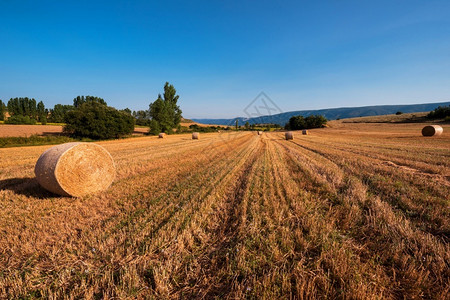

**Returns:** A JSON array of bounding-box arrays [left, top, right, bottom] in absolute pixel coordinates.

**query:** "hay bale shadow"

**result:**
[[0, 177, 59, 199], [41, 132, 68, 137]]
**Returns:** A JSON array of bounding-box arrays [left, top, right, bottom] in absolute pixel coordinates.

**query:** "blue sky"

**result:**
[[0, 0, 449, 118]]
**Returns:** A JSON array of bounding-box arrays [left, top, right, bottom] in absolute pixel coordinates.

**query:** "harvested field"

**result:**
[[0, 123, 449, 299], [0, 124, 63, 137], [0, 124, 152, 137]]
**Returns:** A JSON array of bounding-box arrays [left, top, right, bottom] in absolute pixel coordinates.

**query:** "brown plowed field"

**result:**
[[0, 124, 152, 137], [0, 124, 64, 137], [0, 123, 448, 299]]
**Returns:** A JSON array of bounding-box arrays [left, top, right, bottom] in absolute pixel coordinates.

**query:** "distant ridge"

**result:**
[[192, 101, 450, 126]]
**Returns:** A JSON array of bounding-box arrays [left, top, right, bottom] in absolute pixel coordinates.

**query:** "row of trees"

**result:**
[[243, 122, 282, 131], [3, 97, 47, 124], [0, 82, 183, 140], [66, 83, 182, 138], [285, 114, 328, 130]]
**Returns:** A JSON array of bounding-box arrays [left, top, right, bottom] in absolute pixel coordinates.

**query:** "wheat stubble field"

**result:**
[[0, 123, 449, 299]]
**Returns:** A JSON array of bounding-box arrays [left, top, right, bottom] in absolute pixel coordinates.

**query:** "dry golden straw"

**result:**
[[159, 133, 166, 138], [192, 132, 199, 139], [302, 129, 308, 135], [422, 125, 443, 136], [285, 132, 293, 140], [34, 142, 116, 197]]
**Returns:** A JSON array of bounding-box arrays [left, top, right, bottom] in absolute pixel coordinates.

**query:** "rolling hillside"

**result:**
[[193, 101, 450, 126]]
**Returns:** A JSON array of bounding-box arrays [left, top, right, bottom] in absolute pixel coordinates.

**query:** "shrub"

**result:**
[[428, 105, 450, 119], [0, 135, 80, 148], [188, 124, 222, 133], [285, 114, 327, 130], [64, 102, 135, 139], [5, 115, 37, 125], [396, 111, 403, 115]]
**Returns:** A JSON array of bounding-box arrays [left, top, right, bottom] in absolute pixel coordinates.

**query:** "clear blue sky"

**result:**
[[1, 0, 449, 118]]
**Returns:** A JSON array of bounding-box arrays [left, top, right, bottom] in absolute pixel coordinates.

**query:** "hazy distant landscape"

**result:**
[[193, 101, 450, 125]]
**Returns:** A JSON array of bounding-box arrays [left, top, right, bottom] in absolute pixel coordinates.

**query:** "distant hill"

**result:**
[[192, 101, 450, 126], [180, 117, 195, 123]]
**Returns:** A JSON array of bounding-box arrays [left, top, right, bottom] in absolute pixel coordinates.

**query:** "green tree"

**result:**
[[244, 121, 250, 130], [7, 98, 23, 116], [133, 110, 150, 126], [286, 115, 306, 130], [286, 114, 327, 130], [428, 105, 450, 119], [29, 98, 37, 119], [73, 95, 107, 108], [20, 98, 30, 117], [49, 104, 74, 123], [235, 119, 238, 130], [149, 119, 161, 135], [64, 101, 135, 139], [6, 97, 39, 120], [0, 100, 5, 121], [121, 108, 132, 115], [37, 101, 47, 124], [148, 82, 182, 133]]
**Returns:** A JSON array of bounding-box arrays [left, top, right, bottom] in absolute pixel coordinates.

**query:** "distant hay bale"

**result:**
[[257, 131, 262, 135], [159, 133, 165, 138], [192, 132, 199, 139], [302, 129, 308, 135], [34, 142, 116, 197], [285, 132, 293, 140], [422, 125, 443, 137]]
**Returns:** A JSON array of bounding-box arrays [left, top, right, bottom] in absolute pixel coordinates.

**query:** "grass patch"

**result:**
[[0, 135, 93, 148], [40, 122, 66, 126]]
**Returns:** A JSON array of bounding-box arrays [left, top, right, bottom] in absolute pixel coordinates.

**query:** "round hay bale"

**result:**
[[34, 142, 116, 197], [302, 129, 308, 135], [422, 125, 443, 137], [285, 131, 293, 140], [159, 133, 165, 138], [192, 132, 200, 139], [257, 131, 262, 135]]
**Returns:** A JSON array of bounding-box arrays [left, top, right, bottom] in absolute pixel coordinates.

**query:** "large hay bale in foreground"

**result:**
[[34, 142, 116, 197], [192, 132, 199, 139], [302, 129, 308, 135], [422, 125, 443, 136], [285, 132, 293, 140], [159, 133, 165, 138]]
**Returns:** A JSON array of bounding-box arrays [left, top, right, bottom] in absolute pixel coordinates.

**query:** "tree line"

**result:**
[[428, 105, 450, 120], [0, 82, 183, 140], [1, 97, 47, 125], [285, 114, 328, 130]]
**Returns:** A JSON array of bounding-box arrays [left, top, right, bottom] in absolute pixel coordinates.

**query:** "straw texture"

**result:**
[[34, 142, 115, 197]]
